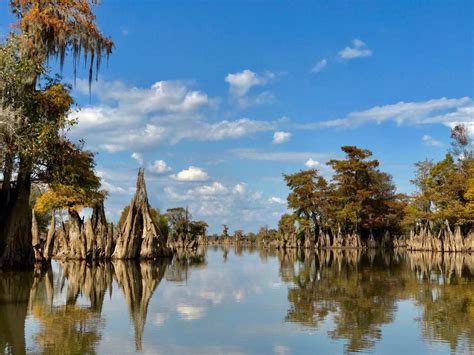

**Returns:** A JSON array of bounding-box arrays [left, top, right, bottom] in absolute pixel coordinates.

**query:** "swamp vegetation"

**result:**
[[0, 1, 472, 270]]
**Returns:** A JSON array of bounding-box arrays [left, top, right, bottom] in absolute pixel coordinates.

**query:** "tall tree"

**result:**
[[0, 0, 112, 268], [405, 125, 473, 233], [327, 146, 404, 237], [283, 169, 334, 237]]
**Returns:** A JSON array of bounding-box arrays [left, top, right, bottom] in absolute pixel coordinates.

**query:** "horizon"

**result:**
[[1, 1, 472, 233]]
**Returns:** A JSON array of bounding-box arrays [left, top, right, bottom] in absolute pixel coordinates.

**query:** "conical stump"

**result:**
[[113, 168, 171, 260]]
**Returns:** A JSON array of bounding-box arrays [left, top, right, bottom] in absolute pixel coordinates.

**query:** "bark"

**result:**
[[91, 201, 112, 259], [43, 213, 56, 260], [51, 202, 114, 260], [68, 210, 87, 259], [403, 221, 470, 252], [0, 162, 34, 269], [113, 169, 170, 259], [0, 152, 13, 225], [31, 209, 44, 263]]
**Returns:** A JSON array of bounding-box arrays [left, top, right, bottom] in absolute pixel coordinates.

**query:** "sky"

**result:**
[[1, 1, 473, 233]]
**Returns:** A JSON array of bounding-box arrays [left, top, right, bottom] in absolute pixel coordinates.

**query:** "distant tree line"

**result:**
[[279, 125, 473, 245]]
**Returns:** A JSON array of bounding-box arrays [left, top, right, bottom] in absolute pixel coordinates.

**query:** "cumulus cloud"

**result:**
[[76, 79, 211, 114], [225, 69, 275, 97], [268, 197, 286, 205], [311, 59, 328, 73], [338, 38, 373, 59], [97, 170, 128, 195], [422, 135, 444, 147], [131, 152, 144, 165], [172, 118, 276, 143], [225, 69, 276, 107], [70, 79, 277, 152], [272, 131, 291, 144], [233, 183, 247, 195], [305, 158, 320, 168], [164, 179, 285, 231], [172, 166, 209, 182], [148, 159, 172, 174], [191, 182, 227, 196]]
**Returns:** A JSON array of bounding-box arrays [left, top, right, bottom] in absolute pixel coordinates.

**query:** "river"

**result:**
[[1, 247, 473, 354]]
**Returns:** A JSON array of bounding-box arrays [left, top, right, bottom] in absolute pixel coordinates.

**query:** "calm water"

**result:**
[[1, 247, 473, 354]]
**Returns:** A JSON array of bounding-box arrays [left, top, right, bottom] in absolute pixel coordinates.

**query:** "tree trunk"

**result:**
[[0, 151, 13, 226], [43, 212, 56, 260], [113, 169, 170, 259], [31, 209, 45, 263], [0, 162, 34, 269]]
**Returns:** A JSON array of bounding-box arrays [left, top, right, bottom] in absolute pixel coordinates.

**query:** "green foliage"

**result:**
[[1, 36, 105, 214], [282, 146, 406, 240], [166, 207, 189, 237], [404, 126, 473, 229], [189, 220, 208, 237]]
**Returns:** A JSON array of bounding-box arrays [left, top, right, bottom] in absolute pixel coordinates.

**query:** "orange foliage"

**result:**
[[10, 0, 113, 83]]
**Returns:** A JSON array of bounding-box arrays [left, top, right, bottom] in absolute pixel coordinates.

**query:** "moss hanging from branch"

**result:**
[[10, 0, 114, 87]]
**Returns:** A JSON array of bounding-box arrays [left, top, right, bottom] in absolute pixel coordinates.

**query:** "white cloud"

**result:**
[[148, 159, 172, 174], [233, 183, 247, 195], [131, 152, 144, 165], [305, 158, 320, 168], [172, 166, 209, 182], [225, 69, 275, 97], [311, 59, 327, 73], [97, 170, 128, 195], [231, 148, 332, 162], [272, 131, 292, 144], [191, 182, 227, 196], [100, 179, 127, 194], [163, 179, 284, 232], [172, 118, 275, 143], [338, 38, 373, 59], [301, 97, 473, 135], [70, 79, 278, 152], [268, 197, 286, 205], [422, 135, 444, 147], [236, 92, 275, 108], [225, 69, 276, 108], [76, 79, 211, 114]]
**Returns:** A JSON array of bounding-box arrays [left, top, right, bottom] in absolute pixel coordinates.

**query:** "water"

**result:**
[[1, 247, 473, 354]]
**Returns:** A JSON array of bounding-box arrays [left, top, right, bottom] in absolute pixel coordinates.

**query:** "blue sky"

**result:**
[[1, 1, 472, 233]]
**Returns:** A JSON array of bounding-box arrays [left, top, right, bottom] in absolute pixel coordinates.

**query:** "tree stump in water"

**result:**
[[43, 213, 56, 260], [113, 169, 170, 260], [31, 210, 43, 263]]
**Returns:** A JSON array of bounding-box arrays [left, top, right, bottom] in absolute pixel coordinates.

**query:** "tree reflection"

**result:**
[[282, 249, 474, 353], [113, 260, 168, 351], [29, 262, 112, 354], [0, 271, 35, 355], [164, 247, 207, 283], [406, 252, 474, 352], [26, 255, 198, 354]]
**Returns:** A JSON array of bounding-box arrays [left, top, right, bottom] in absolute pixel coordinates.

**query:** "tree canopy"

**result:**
[[282, 146, 406, 241]]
